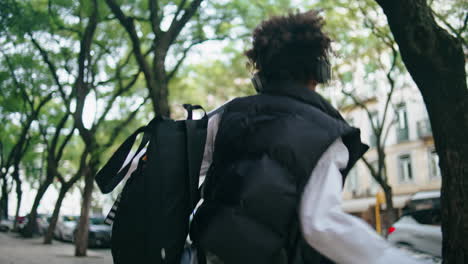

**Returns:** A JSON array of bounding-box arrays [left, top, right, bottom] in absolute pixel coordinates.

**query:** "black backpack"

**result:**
[[95, 104, 212, 264]]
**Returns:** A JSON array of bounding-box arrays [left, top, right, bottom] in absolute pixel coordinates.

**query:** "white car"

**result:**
[[0, 217, 14, 232], [402, 190, 440, 214], [54, 216, 78, 241], [387, 209, 442, 257]]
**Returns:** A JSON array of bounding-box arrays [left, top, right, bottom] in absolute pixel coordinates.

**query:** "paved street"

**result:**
[[0, 232, 112, 264], [0, 231, 442, 264]]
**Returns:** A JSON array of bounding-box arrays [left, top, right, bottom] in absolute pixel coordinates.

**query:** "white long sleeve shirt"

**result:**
[[199, 112, 426, 264]]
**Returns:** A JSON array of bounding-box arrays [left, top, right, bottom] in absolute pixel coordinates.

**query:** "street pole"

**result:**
[[375, 191, 386, 234]]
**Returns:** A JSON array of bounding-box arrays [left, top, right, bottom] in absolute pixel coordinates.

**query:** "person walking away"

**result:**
[[191, 10, 428, 264]]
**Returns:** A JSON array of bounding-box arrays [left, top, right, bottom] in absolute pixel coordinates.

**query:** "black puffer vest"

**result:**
[[191, 81, 368, 264]]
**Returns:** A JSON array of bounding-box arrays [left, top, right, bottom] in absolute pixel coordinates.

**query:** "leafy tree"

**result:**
[[0, 0, 149, 252], [103, 0, 294, 116], [22, 102, 75, 238], [373, 0, 467, 262], [170, 50, 254, 113], [0, 46, 54, 229], [21, 0, 149, 254]]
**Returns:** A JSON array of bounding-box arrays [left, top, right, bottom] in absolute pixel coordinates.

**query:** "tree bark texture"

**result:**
[[153, 52, 170, 116], [43, 186, 68, 244], [23, 179, 53, 237], [374, 1, 468, 263], [74, 169, 94, 256], [0, 176, 8, 219], [71, 0, 98, 256], [12, 168, 22, 230]]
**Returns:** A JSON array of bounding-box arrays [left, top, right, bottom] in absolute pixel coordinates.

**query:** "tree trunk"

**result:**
[[23, 179, 53, 237], [383, 185, 394, 214], [374, 1, 468, 262], [152, 77, 170, 117], [152, 53, 170, 116], [44, 186, 68, 244], [74, 169, 95, 256], [12, 169, 22, 230], [0, 176, 8, 219], [382, 184, 397, 233]]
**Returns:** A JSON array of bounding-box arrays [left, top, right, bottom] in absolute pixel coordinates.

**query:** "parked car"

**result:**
[[37, 214, 51, 235], [87, 216, 112, 248], [72, 216, 111, 248], [402, 190, 440, 214], [387, 208, 442, 257], [55, 216, 78, 242], [0, 217, 14, 232], [16, 215, 27, 230], [1, 216, 27, 232], [18, 214, 51, 236]]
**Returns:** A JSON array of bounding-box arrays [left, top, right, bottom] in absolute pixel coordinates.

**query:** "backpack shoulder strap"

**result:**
[[95, 119, 155, 194], [183, 104, 208, 210]]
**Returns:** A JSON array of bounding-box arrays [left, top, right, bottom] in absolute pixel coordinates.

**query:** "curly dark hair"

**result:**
[[245, 10, 332, 84]]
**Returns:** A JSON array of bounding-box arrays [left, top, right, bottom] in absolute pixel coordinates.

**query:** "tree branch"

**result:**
[[102, 96, 149, 150], [0, 141, 4, 170], [92, 69, 141, 132], [38, 120, 51, 152], [73, 0, 99, 145], [50, 112, 70, 153], [431, 9, 467, 49], [149, 0, 162, 38], [1, 52, 35, 109], [29, 35, 70, 105], [173, 0, 188, 22], [361, 155, 387, 188], [55, 126, 75, 164], [165, 0, 204, 48], [342, 89, 380, 138], [377, 46, 398, 135], [166, 36, 227, 81], [105, 0, 153, 84]]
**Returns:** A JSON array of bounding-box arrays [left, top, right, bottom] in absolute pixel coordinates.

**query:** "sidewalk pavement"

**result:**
[[0, 231, 441, 264], [0, 232, 112, 264]]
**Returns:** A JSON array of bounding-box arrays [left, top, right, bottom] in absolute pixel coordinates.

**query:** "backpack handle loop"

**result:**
[[183, 104, 207, 120], [95, 119, 157, 194]]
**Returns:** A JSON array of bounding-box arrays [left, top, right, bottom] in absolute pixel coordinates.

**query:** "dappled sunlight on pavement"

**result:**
[[0, 232, 112, 264]]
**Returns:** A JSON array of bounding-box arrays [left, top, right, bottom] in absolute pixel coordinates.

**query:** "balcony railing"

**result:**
[[417, 119, 433, 139]]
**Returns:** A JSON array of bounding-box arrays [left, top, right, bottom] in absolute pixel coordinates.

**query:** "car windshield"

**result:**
[[403, 208, 441, 226], [90, 217, 105, 225]]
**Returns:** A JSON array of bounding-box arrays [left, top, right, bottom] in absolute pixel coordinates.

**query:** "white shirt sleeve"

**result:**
[[299, 138, 427, 264]]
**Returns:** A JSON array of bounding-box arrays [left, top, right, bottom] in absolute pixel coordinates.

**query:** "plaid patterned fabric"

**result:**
[[105, 193, 122, 226]]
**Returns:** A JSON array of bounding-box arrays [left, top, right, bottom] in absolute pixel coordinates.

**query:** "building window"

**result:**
[[398, 154, 413, 183], [396, 104, 409, 142], [429, 150, 441, 179], [369, 111, 379, 147]]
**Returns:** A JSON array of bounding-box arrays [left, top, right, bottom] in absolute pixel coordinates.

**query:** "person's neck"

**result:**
[[307, 80, 317, 92]]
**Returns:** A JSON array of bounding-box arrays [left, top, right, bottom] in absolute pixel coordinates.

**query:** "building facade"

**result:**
[[337, 84, 441, 219]]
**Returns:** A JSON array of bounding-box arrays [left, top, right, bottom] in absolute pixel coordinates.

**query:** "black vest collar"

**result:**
[[261, 80, 344, 121]]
